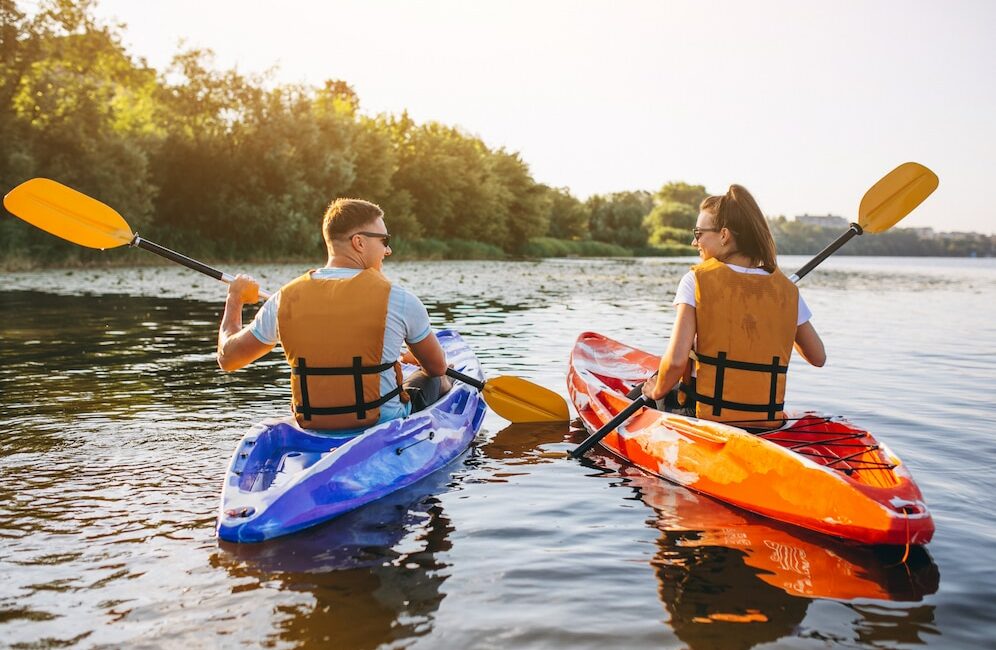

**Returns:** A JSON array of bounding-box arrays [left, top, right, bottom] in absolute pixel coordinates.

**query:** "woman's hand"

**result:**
[[642, 379, 665, 402]]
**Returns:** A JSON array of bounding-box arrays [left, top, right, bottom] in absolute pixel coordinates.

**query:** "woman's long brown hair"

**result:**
[[700, 184, 778, 272]]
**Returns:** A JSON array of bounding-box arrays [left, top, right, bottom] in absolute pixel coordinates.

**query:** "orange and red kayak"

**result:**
[[567, 332, 934, 546]]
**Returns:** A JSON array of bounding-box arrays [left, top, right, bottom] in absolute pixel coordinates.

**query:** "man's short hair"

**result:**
[[322, 198, 384, 243]]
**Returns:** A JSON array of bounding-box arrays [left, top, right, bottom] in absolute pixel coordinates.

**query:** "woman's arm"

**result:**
[[794, 320, 826, 367], [644, 303, 697, 400]]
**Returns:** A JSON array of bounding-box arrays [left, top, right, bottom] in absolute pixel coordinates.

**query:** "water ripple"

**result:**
[[2, 257, 995, 648]]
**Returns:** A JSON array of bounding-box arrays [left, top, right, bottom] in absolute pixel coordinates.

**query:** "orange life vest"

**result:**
[[681, 258, 798, 428], [277, 268, 408, 430]]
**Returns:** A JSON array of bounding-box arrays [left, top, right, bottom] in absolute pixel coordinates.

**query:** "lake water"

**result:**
[[1, 255, 995, 649]]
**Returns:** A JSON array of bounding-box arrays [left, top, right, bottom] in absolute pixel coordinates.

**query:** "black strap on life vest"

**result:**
[[680, 351, 788, 421], [293, 356, 401, 421]]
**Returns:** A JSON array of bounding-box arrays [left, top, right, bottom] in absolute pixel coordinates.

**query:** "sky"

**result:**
[[82, 0, 995, 234]]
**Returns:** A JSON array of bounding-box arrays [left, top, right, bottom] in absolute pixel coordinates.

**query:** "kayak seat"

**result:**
[[239, 421, 349, 492]]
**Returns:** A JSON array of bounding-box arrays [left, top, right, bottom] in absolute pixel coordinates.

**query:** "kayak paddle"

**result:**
[[447, 369, 569, 423], [3, 177, 570, 424], [571, 162, 939, 458], [3, 177, 272, 299], [790, 162, 938, 282]]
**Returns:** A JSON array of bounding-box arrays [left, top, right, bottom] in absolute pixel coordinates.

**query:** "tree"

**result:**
[[655, 181, 707, 208], [1, 0, 156, 263], [543, 185, 589, 240], [642, 181, 708, 246], [490, 150, 549, 251], [587, 190, 653, 248]]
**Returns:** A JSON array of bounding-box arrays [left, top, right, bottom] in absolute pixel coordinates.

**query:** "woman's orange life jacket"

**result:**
[[681, 258, 798, 428], [276, 268, 408, 430]]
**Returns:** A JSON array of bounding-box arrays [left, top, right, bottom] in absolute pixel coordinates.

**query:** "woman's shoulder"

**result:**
[[725, 263, 770, 275]]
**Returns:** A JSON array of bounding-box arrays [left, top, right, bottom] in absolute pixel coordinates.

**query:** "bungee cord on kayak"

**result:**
[[754, 418, 899, 473]]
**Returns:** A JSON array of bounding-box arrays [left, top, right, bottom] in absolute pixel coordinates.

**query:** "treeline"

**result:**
[[769, 218, 995, 257], [0, 0, 698, 268], [0, 2, 986, 269]]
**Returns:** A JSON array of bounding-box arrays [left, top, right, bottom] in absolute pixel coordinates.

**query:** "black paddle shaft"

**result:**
[[446, 368, 485, 391], [571, 395, 651, 458], [791, 223, 862, 282], [132, 235, 226, 281]]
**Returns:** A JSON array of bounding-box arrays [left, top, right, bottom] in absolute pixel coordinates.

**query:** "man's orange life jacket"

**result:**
[[277, 268, 407, 430], [680, 258, 798, 428]]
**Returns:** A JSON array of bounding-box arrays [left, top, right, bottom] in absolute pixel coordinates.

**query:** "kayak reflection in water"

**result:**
[[216, 198, 452, 433], [640, 185, 826, 430], [607, 458, 939, 649], [214, 468, 457, 648]]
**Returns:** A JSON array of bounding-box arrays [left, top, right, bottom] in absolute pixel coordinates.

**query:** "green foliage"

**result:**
[[390, 237, 449, 260], [543, 185, 590, 240], [0, 2, 985, 267], [587, 191, 653, 249], [643, 181, 706, 246], [444, 238, 506, 260], [390, 237, 505, 260], [655, 181, 708, 208], [521, 237, 632, 258], [769, 219, 995, 257]]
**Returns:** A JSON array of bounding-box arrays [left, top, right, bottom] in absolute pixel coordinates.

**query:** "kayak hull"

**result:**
[[567, 331, 934, 546], [217, 329, 487, 543]]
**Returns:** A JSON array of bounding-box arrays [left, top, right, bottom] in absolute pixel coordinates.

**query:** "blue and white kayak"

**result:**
[[217, 329, 487, 543]]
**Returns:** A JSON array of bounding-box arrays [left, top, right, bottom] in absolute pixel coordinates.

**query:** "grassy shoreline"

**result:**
[[0, 237, 699, 272]]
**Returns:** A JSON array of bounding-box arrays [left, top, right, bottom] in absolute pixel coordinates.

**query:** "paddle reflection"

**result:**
[[211, 469, 457, 649], [478, 421, 573, 464]]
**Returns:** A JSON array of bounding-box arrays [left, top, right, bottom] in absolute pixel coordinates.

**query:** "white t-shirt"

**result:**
[[248, 267, 433, 427], [673, 264, 813, 325]]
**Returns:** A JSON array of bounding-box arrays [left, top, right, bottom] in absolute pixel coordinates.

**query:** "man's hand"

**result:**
[[228, 274, 260, 305], [217, 274, 272, 372]]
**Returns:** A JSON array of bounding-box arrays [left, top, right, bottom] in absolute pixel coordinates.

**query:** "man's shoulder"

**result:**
[[389, 283, 425, 304]]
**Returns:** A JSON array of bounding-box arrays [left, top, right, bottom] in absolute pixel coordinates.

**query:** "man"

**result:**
[[217, 198, 451, 432]]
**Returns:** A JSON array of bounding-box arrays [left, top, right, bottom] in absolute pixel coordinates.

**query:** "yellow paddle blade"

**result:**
[[482, 375, 570, 423], [3, 178, 134, 249], [858, 162, 938, 234]]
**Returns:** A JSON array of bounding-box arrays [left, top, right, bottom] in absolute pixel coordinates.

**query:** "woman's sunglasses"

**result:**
[[692, 227, 721, 241]]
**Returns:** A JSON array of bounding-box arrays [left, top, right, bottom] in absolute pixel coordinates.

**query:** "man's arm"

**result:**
[[407, 332, 448, 377], [217, 275, 275, 371]]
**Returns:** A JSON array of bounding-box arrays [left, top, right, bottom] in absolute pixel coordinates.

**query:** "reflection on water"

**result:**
[[214, 470, 457, 649], [2, 257, 995, 648], [580, 439, 940, 649]]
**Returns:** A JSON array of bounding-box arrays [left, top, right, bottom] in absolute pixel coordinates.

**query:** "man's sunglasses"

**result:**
[[354, 231, 392, 247]]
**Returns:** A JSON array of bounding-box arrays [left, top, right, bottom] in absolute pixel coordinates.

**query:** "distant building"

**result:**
[[939, 231, 981, 240], [909, 227, 936, 239], [795, 213, 848, 228]]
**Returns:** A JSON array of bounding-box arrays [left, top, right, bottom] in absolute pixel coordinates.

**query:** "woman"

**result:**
[[642, 185, 826, 429]]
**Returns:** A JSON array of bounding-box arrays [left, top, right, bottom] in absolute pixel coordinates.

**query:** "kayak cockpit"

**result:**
[[232, 420, 352, 493]]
